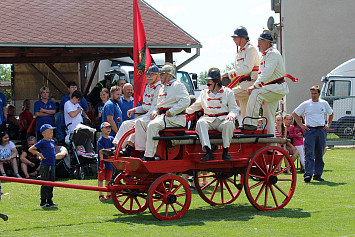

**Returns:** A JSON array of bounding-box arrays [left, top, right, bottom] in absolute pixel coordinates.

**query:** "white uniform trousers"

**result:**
[[232, 80, 254, 118], [196, 117, 235, 150], [245, 87, 285, 136], [132, 114, 152, 151], [113, 119, 136, 147], [143, 114, 186, 157]]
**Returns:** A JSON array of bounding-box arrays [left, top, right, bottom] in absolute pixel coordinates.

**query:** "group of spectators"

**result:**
[[0, 79, 135, 180]]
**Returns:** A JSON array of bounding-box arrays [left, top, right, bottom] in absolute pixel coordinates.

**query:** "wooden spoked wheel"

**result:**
[[244, 146, 297, 211], [112, 173, 148, 214], [194, 171, 243, 206], [147, 174, 191, 220]]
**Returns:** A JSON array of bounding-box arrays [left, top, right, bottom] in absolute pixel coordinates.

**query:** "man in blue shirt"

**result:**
[[34, 87, 56, 140], [102, 86, 122, 136], [118, 83, 135, 122], [0, 92, 7, 132], [59, 81, 89, 112]]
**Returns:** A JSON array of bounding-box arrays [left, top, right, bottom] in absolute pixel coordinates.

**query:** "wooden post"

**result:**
[[165, 52, 173, 63], [84, 60, 100, 97]]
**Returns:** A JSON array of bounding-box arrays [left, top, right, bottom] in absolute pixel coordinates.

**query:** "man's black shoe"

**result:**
[[200, 152, 214, 161], [313, 176, 324, 181], [222, 148, 231, 161], [243, 124, 258, 131], [142, 156, 155, 161], [120, 144, 134, 157], [304, 175, 312, 183]]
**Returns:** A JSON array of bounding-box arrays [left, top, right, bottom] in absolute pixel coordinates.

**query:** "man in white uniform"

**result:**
[[292, 85, 333, 183], [221, 26, 260, 118], [113, 65, 162, 156], [135, 63, 190, 161], [187, 68, 238, 161], [244, 30, 289, 135]]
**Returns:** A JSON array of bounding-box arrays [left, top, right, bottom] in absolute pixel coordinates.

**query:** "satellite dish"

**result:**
[[267, 16, 275, 31]]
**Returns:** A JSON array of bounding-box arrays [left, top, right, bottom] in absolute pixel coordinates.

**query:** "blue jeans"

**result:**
[[304, 127, 326, 178]]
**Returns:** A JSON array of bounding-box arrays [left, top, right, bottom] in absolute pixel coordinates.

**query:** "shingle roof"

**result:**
[[0, 0, 200, 48]]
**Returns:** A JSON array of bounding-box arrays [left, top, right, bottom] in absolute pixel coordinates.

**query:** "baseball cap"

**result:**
[[100, 122, 112, 129], [40, 124, 56, 134]]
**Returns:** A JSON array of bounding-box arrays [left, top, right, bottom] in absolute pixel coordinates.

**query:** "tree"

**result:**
[[0, 64, 12, 102], [197, 63, 234, 88], [198, 70, 207, 86]]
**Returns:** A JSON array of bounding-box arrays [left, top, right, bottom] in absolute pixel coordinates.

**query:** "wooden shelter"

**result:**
[[0, 0, 201, 108]]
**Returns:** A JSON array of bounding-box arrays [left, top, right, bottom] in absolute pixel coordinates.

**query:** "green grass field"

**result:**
[[0, 149, 354, 236]]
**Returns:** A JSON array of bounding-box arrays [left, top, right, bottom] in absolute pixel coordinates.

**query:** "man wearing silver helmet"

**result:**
[[244, 30, 289, 135], [135, 63, 190, 161], [113, 64, 162, 156], [187, 68, 238, 161], [222, 26, 260, 118]]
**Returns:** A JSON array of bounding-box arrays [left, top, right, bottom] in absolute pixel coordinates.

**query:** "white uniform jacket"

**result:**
[[135, 81, 162, 116], [228, 41, 260, 81], [153, 79, 190, 116], [253, 47, 289, 95], [186, 87, 238, 122]]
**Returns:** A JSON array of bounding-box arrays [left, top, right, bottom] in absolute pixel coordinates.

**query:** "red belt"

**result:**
[[205, 112, 228, 117]]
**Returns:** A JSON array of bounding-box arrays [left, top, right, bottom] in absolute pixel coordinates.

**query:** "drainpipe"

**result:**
[[176, 48, 200, 71]]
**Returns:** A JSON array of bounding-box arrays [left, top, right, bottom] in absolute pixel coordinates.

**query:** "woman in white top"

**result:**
[[0, 131, 21, 178]]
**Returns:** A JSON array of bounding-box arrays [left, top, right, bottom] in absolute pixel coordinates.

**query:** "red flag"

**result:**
[[133, 0, 152, 107]]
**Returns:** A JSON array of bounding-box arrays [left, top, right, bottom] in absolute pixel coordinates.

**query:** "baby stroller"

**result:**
[[69, 124, 98, 179]]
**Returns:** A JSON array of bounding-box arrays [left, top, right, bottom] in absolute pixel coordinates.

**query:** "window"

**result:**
[[326, 80, 351, 96]]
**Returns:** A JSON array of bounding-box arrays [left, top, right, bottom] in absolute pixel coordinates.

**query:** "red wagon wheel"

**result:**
[[147, 174, 191, 220], [112, 173, 148, 214], [194, 171, 243, 206], [244, 146, 296, 211]]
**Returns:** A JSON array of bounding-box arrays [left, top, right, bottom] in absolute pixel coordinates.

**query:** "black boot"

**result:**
[[120, 144, 134, 157], [222, 147, 231, 161], [200, 146, 214, 161]]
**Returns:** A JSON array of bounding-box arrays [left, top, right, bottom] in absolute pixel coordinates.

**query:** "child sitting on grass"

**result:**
[[28, 124, 57, 208], [97, 122, 115, 200]]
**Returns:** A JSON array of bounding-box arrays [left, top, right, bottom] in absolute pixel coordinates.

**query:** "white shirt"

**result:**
[[64, 100, 83, 134], [154, 79, 190, 116], [294, 99, 333, 127], [135, 81, 162, 115], [186, 86, 238, 122], [228, 41, 260, 81], [0, 141, 15, 160]]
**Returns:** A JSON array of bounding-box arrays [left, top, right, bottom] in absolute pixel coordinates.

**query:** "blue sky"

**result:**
[[144, 0, 278, 75]]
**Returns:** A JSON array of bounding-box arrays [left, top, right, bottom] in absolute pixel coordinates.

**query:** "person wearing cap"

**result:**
[[113, 64, 162, 156], [28, 124, 57, 208], [222, 26, 260, 118], [244, 30, 289, 135], [187, 68, 238, 161], [97, 122, 115, 200], [102, 86, 123, 136], [135, 63, 190, 161]]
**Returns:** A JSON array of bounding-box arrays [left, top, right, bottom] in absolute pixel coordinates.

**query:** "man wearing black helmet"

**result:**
[[222, 26, 260, 118], [113, 64, 162, 156], [244, 30, 289, 135], [136, 63, 190, 161], [187, 68, 238, 161]]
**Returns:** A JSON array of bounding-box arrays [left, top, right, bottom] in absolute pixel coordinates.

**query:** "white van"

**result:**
[[320, 58, 355, 138]]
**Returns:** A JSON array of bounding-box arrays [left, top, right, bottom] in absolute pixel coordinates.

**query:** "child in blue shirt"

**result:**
[[97, 122, 115, 200], [29, 124, 57, 208]]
